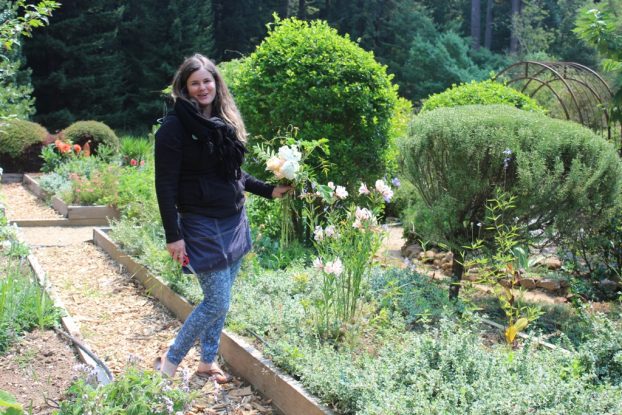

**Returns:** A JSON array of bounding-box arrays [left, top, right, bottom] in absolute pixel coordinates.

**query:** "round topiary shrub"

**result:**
[[62, 120, 119, 155], [420, 80, 546, 113], [398, 105, 622, 293], [234, 17, 400, 187], [0, 118, 50, 172]]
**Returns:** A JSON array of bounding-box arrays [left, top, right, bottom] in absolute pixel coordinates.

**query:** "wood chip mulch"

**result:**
[[1, 183, 61, 220]]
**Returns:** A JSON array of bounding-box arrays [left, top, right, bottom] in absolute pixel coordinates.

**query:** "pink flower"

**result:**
[[140, 160, 145, 166], [358, 182, 370, 195], [324, 258, 344, 276], [324, 225, 336, 238], [335, 186, 348, 200], [313, 257, 324, 271], [130, 159, 138, 166], [313, 225, 324, 241]]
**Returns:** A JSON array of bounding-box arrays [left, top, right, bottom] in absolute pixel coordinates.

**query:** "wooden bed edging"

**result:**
[[22, 174, 120, 222], [92, 227, 334, 415], [1, 173, 24, 184]]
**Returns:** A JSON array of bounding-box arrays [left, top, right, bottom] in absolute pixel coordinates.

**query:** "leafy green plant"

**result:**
[[421, 79, 546, 113], [56, 366, 195, 415], [398, 104, 622, 298], [62, 165, 122, 206], [464, 191, 543, 344], [119, 136, 153, 166], [235, 16, 400, 187], [0, 389, 24, 415]]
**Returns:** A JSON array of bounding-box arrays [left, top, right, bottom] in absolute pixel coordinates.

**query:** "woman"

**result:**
[[154, 54, 290, 382]]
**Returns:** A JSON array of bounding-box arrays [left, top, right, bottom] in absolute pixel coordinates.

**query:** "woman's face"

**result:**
[[186, 67, 217, 115]]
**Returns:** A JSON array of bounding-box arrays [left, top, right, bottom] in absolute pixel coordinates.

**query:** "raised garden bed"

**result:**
[[92, 227, 333, 415], [18, 173, 119, 226]]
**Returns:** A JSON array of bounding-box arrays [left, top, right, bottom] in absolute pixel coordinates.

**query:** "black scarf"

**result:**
[[174, 99, 246, 180]]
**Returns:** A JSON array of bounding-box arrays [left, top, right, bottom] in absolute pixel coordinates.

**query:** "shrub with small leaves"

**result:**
[[0, 118, 49, 172], [421, 79, 546, 113], [62, 120, 119, 156]]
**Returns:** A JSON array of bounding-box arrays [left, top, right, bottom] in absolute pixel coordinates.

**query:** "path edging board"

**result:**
[[22, 174, 120, 222], [92, 227, 334, 415]]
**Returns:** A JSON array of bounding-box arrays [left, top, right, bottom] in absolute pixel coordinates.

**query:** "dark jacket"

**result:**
[[155, 112, 274, 243]]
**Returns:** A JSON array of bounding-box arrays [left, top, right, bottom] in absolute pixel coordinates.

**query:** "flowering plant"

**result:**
[[301, 179, 394, 338], [253, 130, 328, 249], [40, 136, 90, 173]]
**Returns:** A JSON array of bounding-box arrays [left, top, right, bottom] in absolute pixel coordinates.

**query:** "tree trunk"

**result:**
[[470, 0, 481, 50], [297, 0, 306, 19], [279, 0, 289, 18], [449, 252, 465, 300], [510, 0, 521, 54], [484, 0, 493, 49]]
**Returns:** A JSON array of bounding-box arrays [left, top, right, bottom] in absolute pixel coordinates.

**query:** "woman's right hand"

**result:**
[[166, 239, 187, 265]]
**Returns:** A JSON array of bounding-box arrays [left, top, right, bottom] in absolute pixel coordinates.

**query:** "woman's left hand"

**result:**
[[272, 185, 293, 199]]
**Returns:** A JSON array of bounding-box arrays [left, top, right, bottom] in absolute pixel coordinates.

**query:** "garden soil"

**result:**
[[1, 184, 274, 414]]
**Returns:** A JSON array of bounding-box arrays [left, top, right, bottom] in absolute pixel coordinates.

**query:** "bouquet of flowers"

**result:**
[[253, 132, 328, 249]]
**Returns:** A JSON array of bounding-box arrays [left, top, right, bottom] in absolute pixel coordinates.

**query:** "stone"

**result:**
[[401, 243, 422, 259], [519, 278, 537, 289], [434, 251, 446, 260], [599, 279, 621, 294], [443, 252, 454, 263], [544, 257, 562, 270], [433, 259, 442, 266], [536, 278, 561, 291], [422, 250, 436, 263]]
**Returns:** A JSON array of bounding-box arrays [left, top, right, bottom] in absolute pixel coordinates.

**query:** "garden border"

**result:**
[[1, 173, 24, 184], [21, 173, 120, 224], [92, 227, 334, 415]]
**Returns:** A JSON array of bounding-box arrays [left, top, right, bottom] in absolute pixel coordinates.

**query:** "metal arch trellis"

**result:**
[[494, 61, 619, 147]]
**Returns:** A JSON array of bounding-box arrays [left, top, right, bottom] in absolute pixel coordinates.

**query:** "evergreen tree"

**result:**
[[120, 0, 215, 128], [23, 0, 126, 131], [212, 0, 283, 61]]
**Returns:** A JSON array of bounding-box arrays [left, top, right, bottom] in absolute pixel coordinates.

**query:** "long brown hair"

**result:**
[[171, 54, 247, 143]]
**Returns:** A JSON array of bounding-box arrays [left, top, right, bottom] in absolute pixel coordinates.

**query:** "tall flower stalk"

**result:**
[[303, 180, 392, 337]]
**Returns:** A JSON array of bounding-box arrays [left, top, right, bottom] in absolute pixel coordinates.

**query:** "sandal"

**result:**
[[196, 366, 232, 384]]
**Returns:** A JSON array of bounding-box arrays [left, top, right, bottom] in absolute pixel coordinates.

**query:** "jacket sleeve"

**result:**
[[242, 171, 275, 199], [155, 118, 184, 243]]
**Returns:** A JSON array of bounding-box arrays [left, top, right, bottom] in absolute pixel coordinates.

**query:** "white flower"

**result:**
[[313, 257, 324, 271], [352, 219, 363, 229], [266, 156, 283, 172], [375, 179, 387, 193], [278, 145, 301, 162], [374, 179, 394, 202], [324, 258, 344, 276], [313, 225, 324, 241], [335, 186, 348, 199], [355, 206, 373, 221], [278, 159, 300, 180], [324, 225, 336, 238], [327, 182, 336, 190], [358, 182, 370, 195], [1, 240, 11, 250]]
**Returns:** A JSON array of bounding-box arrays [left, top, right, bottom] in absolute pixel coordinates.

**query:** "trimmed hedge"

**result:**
[[62, 120, 119, 155], [421, 80, 546, 113], [398, 105, 622, 254], [0, 118, 50, 172], [234, 17, 400, 186]]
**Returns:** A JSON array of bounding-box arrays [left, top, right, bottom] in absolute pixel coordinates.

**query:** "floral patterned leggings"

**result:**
[[166, 259, 242, 365]]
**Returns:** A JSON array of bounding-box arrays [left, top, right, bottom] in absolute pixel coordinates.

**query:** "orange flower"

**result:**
[[73, 144, 81, 153], [83, 141, 91, 157]]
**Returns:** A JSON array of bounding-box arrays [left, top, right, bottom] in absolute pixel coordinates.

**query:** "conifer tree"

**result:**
[[24, 0, 126, 131]]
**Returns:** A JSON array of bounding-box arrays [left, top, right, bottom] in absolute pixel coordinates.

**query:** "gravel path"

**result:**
[[3, 184, 274, 415]]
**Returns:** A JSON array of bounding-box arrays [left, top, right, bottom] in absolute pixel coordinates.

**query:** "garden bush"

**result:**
[[0, 118, 50, 172], [234, 17, 400, 187], [421, 79, 546, 113], [62, 120, 120, 155], [398, 105, 622, 295]]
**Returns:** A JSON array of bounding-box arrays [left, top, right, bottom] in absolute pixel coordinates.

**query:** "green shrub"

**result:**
[[421, 79, 546, 113], [62, 120, 119, 155], [234, 17, 399, 187], [398, 105, 622, 294], [0, 118, 49, 172]]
